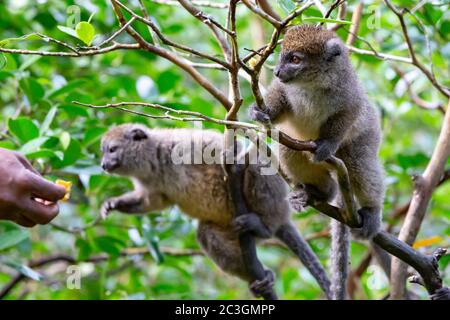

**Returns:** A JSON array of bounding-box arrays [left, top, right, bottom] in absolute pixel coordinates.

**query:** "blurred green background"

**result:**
[[0, 0, 448, 300]]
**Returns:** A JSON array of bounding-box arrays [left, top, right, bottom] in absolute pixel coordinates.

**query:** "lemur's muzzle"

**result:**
[[101, 160, 120, 172]]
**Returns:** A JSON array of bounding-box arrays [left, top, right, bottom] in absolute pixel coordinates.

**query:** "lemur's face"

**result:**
[[101, 125, 148, 175], [275, 38, 343, 84]]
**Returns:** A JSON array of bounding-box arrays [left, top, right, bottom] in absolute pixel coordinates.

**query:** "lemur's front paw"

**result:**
[[313, 139, 338, 162], [351, 207, 381, 240], [288, 186, 308, 212], [100, 198, 118, 220], [248, 103, 271, 124], [249, 269, 276, 298], [231, 213, 268, 237], [232, 214, 256, 234]]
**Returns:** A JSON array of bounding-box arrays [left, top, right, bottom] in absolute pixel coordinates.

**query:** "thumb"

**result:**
[[24, 171, 67, 202]]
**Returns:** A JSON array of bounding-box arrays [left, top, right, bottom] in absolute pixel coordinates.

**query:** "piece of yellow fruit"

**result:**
[[56, 179, 72, 202], [249, 57, 259, 68], [412, 236, 443, 249]]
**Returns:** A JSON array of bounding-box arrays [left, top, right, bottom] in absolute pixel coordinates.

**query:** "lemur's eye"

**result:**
[[291, 56, 301, 64], [109, 146, 118, 153]]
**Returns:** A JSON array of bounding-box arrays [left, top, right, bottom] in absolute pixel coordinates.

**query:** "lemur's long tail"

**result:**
[[330, 220, 350, 300], [276, 223, 332, 299]]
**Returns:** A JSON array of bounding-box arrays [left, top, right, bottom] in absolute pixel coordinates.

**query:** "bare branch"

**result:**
[[151, 0, 229, 9], [72, 101, 256, 128], [113, 0, 231, 68], [110, 0, 232, 110], [346, 1, 363, 46], [392, 66, 446, 114], [347, 251, 372, 299], [330, 1, 347, 31], [0, 248, 203, 299], [0, 42, 140, 57], [383, 0, 450, 98], [242, 0, 282, 28], [93, 16, 137, 48], [255, 0, 282, 21], [390, 98, 450, 299], [322, 0, 345, 20], [32, 32, 79, 53], [348, 45, 413, 64], [177, 0, 231, 59]]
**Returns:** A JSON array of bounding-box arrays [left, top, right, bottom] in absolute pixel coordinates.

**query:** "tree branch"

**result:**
[[152, 0, 229, 9], [392, 66, 446, 114], [242, 0, 282, 28], [113, 0, 231, 69], [0, 247, 203, 299], [390, 98, 450, 299], [383, 0, 450, 98], [345, 1, 363, 46], [0, 42, 140, 56], [177, 0, 231, 59], [110, 0, 232, 110]]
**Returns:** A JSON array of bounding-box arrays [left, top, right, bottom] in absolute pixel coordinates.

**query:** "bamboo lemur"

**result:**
[[249, 25, 385, 298], [250, 24, 384, 238], [100, 124, 331, 299]]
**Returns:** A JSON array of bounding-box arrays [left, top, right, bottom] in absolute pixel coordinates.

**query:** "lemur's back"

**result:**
[[143, 129, 291, 229]]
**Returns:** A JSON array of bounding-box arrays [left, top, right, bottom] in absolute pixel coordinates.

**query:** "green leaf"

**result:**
[[19, 77, 45, 103], [0, 257, 42, 281], [157, 70, 181, 94], [40, 106, 58, 134], [0, 229, 29, 251], [19, 55, 42, 71], [0, 33, 41, 47], [397, 153, 429, 170], [75, 22, 95, 46], [18, 265, 42, 281], [59, 104, 89, 118], [0, 71, 14, 81], [19, 77, 45, 104], [60, 138, 82, 167], [26, 149, 63, 161], [278, 0, 296, 14], [83, 127, 106, 147], [60, 131, 71, 150], [8, 117, 40, 143], [57, 25, 78, 39], [142, 222, 164, 264], [20, 137, 50, 155], [0, 53, 6, 70], [48, 79, 87, 99], [76, 238, 93, 261], [95, 236, 125, 257]]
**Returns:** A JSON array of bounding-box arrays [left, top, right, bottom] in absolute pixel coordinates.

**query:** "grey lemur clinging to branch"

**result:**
[[249, 25, 385, 298], [100, 124, 332, 299]]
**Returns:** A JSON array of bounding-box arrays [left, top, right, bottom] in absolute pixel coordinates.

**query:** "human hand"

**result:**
[[0, 148, 67, 227]]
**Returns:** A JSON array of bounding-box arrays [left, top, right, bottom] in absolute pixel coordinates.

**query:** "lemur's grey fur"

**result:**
[[249, 25, 385, 299], [100, 124, 331, 299]]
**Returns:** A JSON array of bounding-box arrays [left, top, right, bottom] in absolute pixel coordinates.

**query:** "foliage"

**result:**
[[0, 0, 449, 300]]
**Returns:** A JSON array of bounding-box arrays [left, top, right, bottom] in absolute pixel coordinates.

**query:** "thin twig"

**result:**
[[151, 0, 229, 9], [177, 0, 232, 59], [73, 101, 256, 128], [242, 0, 281, 28], [383, 0, 450, 97], [113, 0, 231, 68], [0, 42, 140, 56], [94, 16, 137, 48], [111, 0, 232, 110]]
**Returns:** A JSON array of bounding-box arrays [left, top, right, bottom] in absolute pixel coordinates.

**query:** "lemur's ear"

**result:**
[[324, 38, 342, 61], [126, 128, 148, 141]]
